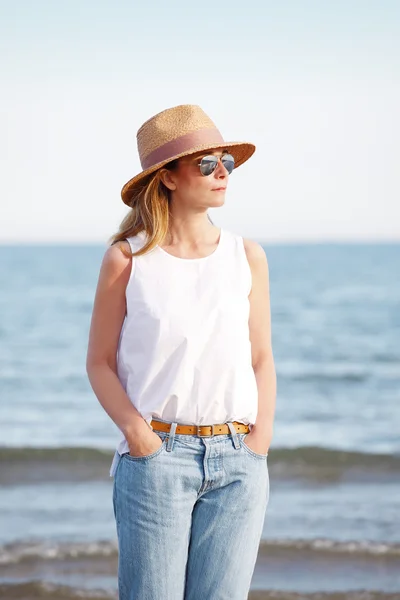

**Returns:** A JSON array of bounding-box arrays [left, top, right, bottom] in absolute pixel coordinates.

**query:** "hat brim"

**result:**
[[120, 141, 256, 206]]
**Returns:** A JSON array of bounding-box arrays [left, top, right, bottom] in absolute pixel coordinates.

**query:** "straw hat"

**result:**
[[120, 104, 256, 205]]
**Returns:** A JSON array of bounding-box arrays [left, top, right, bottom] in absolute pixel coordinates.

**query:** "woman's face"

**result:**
[[160, 148, 232, 210]]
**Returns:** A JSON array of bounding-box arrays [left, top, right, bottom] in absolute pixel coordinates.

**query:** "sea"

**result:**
[[0, 239, 399, 600]]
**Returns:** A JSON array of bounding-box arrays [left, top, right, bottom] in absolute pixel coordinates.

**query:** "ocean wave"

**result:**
[[1, 537, 399, 567], [0, 539, 117, 566], [0, 446, 112, 463], [271, 446, 400, 471], [269, 446, 400, 482], [1, 445, 399, 485], [0, 446, 112, 486], [258, 538, 400, 557]]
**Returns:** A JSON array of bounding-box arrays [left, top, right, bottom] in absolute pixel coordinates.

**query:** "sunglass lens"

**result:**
[[199, 155, 218, 176], [221, 153, 235, 174]]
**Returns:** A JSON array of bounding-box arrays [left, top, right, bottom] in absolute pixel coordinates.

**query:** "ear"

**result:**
[[159, 168, 177, 191]]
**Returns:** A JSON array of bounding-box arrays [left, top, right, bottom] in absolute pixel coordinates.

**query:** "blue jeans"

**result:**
[[112, 421, 270, 600]]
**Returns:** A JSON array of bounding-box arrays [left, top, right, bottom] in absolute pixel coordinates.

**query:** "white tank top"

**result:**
[[109, 228, 259, 476]]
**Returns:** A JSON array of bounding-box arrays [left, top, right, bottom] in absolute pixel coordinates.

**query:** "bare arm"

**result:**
[[243, 238, 277, 452], [86, 241, 161, 454]]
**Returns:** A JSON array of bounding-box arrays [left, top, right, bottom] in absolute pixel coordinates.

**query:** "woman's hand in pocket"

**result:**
[[127, 429, 164, 458], [243, 427, 271, 455]]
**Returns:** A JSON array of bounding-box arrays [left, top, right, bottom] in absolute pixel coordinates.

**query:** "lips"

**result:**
[[212, 187, 226, 191]]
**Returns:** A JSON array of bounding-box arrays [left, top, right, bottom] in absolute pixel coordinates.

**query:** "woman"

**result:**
[[86, 104, 276, 600]]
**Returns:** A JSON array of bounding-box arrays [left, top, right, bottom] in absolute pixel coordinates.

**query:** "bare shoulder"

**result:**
[[242, 237, 268, 270], [98, 240, 133, 285]]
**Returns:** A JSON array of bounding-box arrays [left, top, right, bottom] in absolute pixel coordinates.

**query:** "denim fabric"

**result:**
[[112, 421, 270, 600]]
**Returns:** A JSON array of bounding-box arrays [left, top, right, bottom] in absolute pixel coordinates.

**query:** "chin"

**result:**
[[211, 193, 226, 204], [210, 198, 225, 208]]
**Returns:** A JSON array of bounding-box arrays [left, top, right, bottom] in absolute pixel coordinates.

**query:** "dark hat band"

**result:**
[[141, 128, 225, 170]]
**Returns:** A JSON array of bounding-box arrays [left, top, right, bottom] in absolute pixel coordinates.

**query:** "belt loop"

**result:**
[[166, 421, 177, 452], [227, 421, 241, 449]]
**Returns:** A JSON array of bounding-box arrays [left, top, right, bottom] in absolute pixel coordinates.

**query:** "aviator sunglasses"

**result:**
[[196, 152, 235, 176]]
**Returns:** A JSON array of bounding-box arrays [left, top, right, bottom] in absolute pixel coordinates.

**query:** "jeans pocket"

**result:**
[[240, 434, 268, 460], [123, 437, 167, 462]]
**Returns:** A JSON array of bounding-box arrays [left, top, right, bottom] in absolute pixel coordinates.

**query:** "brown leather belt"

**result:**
[[150, 419, 250, 437]]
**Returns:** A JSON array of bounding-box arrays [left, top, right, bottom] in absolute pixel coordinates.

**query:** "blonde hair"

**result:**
[[108, 161, 214, 258]]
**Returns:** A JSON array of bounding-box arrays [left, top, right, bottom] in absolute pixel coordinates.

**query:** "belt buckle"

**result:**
[[197, 424, 215, 437]]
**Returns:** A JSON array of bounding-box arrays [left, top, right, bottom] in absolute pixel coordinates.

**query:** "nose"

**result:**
[[214, 158, 229, 178]]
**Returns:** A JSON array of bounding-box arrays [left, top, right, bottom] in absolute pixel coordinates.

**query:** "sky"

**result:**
[[1, 0, 399, 243]]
